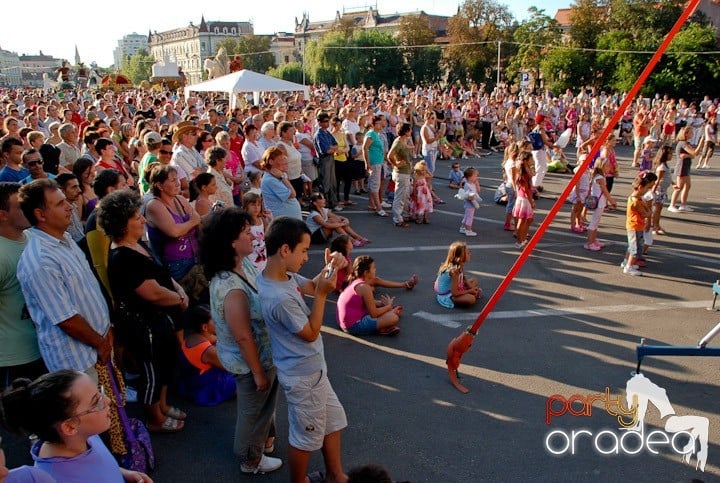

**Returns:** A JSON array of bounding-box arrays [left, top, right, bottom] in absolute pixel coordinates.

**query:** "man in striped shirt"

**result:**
[[16, 179, 112, 381]]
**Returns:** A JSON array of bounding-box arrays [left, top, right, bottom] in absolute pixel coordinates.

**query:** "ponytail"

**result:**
[[0, 370, 79, 443]]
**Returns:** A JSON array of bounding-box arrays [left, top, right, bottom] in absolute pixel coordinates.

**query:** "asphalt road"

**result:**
[[4, 144, 720, 482]]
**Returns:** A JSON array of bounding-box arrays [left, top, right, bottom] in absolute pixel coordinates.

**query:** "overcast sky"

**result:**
[[1, 0, 569, 67]]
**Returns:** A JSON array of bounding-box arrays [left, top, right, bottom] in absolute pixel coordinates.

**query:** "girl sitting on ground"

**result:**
[[190, 172, 218, 217], [0, 370, 152, 483], [329, 235, 418, 293], [305, 193, 369, 246], [336, 256, 404, 336], [434, 241, 482, 309], [178, 305, 236, 406]]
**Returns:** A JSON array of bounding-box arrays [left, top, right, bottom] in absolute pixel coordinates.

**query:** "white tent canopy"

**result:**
[[184, 69, 309, 109]]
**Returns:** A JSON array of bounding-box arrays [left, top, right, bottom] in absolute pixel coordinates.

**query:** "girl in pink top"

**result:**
[[336, 256, 404, 336]]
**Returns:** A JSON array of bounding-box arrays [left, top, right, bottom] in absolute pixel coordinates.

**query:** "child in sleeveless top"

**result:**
[[242, 192, 270, 271]]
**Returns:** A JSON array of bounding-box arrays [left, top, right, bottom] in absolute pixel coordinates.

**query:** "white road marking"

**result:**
[[413, 299, 711, 328]]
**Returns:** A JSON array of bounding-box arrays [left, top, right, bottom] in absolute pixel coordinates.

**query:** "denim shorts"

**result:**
[[344, 314, 378, 335]]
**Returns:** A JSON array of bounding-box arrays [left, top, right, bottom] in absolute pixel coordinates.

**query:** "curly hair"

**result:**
[[97, 190, 142, 241], [199, 206, 252, 279]]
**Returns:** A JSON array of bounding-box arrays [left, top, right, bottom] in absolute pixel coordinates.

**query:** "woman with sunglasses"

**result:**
[[0, 370, 152, 482]]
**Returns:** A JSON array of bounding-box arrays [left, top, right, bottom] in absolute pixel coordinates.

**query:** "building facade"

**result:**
[[148, 16, 253, 84], [294, 8, 450, 51], [18, 52, 64, 88], [113, 33, 149, 69], [270, 33, 297, 66], [0, 46, 21, 87]]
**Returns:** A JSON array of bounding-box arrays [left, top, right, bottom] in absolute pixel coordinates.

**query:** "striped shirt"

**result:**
[[17, 228, 110, 372]]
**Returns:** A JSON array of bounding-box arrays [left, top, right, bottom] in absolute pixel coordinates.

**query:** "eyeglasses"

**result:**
[[159, 150, 173, 155], [26, 160, 43, 167], [69, 386, 107, 419]]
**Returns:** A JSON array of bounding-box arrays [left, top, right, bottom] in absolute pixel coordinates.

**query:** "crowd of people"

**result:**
[[0, 81, 716, 482]]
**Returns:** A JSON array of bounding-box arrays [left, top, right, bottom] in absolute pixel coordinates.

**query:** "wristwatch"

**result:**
[[281, 173, 288, 180]]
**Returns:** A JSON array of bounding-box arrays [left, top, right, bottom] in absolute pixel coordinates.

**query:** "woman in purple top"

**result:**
[[145, 165, 202, 281], [0, 370, 152, 483]]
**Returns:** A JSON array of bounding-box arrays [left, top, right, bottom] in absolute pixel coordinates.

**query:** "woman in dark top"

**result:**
[[99, 190, 189, 433]]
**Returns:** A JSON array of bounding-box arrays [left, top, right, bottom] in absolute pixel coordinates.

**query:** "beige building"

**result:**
[[148, 16, 253, 84], [270, 33, 297, 66], [0, 46, 21, 87], [114, 33, 149, 70], [294, 7, 450, 51], [19, 52, 64, 88]]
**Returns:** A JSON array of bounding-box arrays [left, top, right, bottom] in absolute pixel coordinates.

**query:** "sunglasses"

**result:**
[[26, 160, 43, 167], [159, 150, 172, 155]]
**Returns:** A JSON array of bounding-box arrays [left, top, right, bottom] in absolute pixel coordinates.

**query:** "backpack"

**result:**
[[528, 130, 544, 150]]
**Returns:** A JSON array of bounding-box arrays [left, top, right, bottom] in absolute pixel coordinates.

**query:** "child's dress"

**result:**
[[512, 175, 534, 220], [568, 169, 590, 204], [248, 218, 267, 271], [411, 177, 433, 216]]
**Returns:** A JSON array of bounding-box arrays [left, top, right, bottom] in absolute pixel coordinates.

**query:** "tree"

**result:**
[[398, 15, 442, 86], [304, 30, 404, 87], [446, 0, 514, 86], [540, 48, 594, 93], [216, 35, 275, 74], [266, 62, 304, 84], [506, 8, 561, 86], [651, 23, 720, 98], [121, 48, 153, 85], [569, 0, 607, 49]]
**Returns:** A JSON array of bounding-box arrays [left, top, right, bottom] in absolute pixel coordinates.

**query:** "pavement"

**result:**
[[4, 144, 720, 482]]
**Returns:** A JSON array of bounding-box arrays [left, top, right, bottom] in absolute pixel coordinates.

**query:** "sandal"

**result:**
[[344, 200, 357, 206], [148, 416, 184, 433], [306, 470, 326, 483], [164, 406, 187, 420], [394, 221, 409, 228], [405, 274, 419, 289], [379, 326, 401, 336]]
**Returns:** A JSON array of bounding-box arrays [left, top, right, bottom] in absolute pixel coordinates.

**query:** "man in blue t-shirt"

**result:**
[[256, 216, 349, 483], [0, 138, 29, 183]]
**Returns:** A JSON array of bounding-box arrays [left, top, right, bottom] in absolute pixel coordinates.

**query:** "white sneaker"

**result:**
[[459, 227, 467, 234], [241, 455, 283, 474], [464, 230, 477, 237], [677, 205, 693, 212], [667, 206, 680, 213], [623, 266, 643, 276], [376, 209, 388, 217], [619, 260, 639, 270], [381, 201, 392, 209]]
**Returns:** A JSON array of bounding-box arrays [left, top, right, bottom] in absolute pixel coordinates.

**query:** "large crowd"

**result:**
[[0, 82, 716, 483]]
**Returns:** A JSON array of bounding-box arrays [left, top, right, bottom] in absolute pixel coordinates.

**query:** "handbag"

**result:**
[[107, 362, 155, 474], [584, 193, 603, 210]]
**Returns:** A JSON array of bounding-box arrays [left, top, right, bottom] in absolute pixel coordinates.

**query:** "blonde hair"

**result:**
[[413, 160, 428, 174], [438, 241, 468, 274]]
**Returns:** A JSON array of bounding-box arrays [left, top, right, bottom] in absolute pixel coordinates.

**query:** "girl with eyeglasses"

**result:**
[[0, 370, 152, 482]]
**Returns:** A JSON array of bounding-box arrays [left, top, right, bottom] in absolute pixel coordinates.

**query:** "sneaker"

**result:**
[[381, 201, 392, 209], [677, 205, 693, 212], [352, 239, 364, 247], [594, 240, 606, 248], [464, 230, 477, 237], [619, 260, 639, 270], [376, 210, 388, 217], [503, 223, 513, 231], [583, 242, 601, 252], [514, 241, 527, 249], [333, 205, 343, 212], [241, 455, 283, 474], [667, 205, 680, 213], [623, 266, 643, 276], [459, 227, 467, 234]]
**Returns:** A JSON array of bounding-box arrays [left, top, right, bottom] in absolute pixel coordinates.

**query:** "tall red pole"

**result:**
[[446, 0, 702, 393]]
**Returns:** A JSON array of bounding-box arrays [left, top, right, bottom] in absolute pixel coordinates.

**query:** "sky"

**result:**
[[1, 0, 570, 67]]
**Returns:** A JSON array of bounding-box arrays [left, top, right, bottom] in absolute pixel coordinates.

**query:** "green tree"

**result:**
[[121, 48, 153, 84], [217, 35, 275, 74], [540, 48, 594, 93], [569, 0, 606, 49], [305, 30, 404, 87], [506, 8, 561, 86], [446, 0, 515, 86], [398, 15, 442, 85], [266, 62, 304, 84], [651, 23, 720, 98]]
